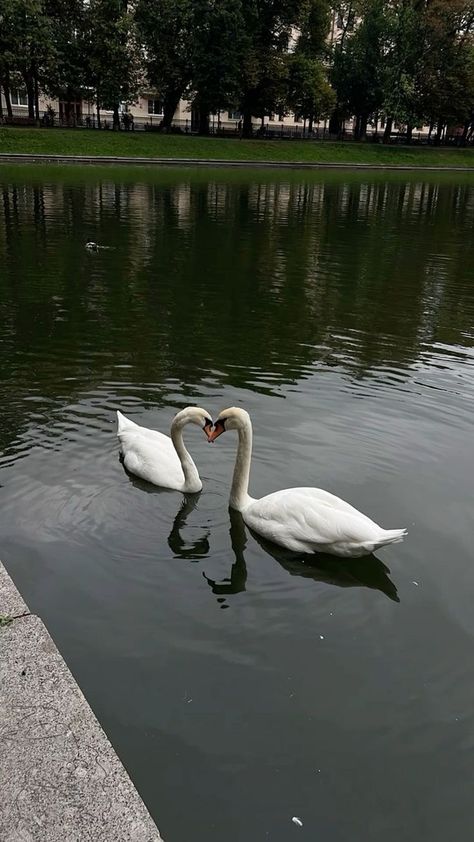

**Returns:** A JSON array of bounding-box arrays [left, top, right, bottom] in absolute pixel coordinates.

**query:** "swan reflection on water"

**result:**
[[122, 462, 210, 559], [121, 462, 399, 605], [202, 509, 400, 607]]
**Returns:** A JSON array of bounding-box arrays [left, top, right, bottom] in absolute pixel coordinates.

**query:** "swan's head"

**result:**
[[207, 407, 250, 442], [174, 406, 213, 437]]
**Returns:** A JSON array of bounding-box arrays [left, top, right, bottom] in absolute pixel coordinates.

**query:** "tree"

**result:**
[[237, 0, 309, 137], [189, 0, 246, 134], [135, 0, 193, 131], [0, 0, 55, 122], [381, 1, 428, 143], [331, 0, 386, 139], [420, 0, 474, 142], [86, 0, 142, 129], [288, 0, 334, 132], [41, 0, 91, 123], [287, 54, 335, 131]]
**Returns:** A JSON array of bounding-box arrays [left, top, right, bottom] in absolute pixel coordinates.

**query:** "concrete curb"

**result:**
[[1, 152, 474, 172], [0, 562, 163, 842]]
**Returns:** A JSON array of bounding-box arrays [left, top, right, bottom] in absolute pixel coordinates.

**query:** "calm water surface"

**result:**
[[1, 166, 474, 841]]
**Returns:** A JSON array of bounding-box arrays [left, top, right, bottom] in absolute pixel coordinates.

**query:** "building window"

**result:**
[[228, 110, 242, 121], [148, 99, 163, 116], [11, 89, 28, 107]]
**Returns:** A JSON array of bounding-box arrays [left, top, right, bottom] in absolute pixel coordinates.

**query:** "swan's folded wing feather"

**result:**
[[245, 488, 380, 550], [120, 431, 184, 487]]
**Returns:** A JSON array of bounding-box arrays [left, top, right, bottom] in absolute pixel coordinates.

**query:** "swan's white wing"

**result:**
[[117, 411, 171, 444], [279, 487, 377, 525], [119, 431, 184, 489], [244, 487, 382, 554]]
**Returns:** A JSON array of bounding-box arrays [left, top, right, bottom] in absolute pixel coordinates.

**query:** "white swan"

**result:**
[[207, 407, 407, 558], [117, 407, 212, 493]]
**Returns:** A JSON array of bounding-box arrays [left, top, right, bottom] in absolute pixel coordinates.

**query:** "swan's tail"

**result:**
[[116, 410, 139, 435], [373, 528, 407, 550]]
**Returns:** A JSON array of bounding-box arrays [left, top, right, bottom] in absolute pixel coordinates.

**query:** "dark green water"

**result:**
[[1, 166, 474, 842]]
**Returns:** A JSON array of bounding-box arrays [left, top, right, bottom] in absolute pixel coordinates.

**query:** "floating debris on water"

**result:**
[[319, 635, 324, 640], [292, 816, 303, 827], [412, 581, 419, 587]]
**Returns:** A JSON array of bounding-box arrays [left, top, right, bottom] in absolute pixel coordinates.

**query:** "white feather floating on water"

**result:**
[[292, 816, 303, 827]]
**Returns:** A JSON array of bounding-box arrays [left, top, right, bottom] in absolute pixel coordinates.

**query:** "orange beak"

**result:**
[[203, 420, 213, 439], [207, 420, 226, 443]]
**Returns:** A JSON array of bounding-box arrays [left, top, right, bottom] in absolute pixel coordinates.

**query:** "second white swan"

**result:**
[[207, 407, 407, 557], [117, 407, 213, 492]]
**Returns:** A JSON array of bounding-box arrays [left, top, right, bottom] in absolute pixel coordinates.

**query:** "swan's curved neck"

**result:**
[[171, 422, 201, 493], [230, 418, 253, 511]]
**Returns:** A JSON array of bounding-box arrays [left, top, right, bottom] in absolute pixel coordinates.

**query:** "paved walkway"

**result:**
[[0, 562, 163, 842]]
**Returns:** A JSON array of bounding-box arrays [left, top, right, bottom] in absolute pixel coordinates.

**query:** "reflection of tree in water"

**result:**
[[1, 173, 474, 453], [202, 508, 399, 609]]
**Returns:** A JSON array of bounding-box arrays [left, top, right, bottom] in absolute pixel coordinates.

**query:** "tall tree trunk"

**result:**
[[161, 90, 181, 130], [0, 87, 3, 119], [308, 114, 314, 133], [461, 121, 469, 145], [329, 108, 342, 135], [383, 116, 393, 143], [242, 107, 253, 138], [353, 114, 361, 139], [359, 114, 368, 140], [3, 73, 13, 120], [435, 122, 443, 144], [113, 104, 120, 130], [406, 123, 413, 144], [34, 70, 40, 123], [23, 68, 35, 122], [198, 107, 210, 135]]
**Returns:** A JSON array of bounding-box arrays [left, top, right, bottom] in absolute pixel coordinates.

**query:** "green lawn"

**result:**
[[1, 126, 474, 168]]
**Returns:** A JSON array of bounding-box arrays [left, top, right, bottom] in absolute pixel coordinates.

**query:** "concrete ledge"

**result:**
[[0, 562, 163, 842], [1, 152, 474, 172]]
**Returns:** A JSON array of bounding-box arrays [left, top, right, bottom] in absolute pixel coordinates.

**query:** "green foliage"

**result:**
[[2, 0, 474, 139], [237, 0, 316, 133], [41, 0, 90, 103], [190, 0, 246, 119], [330, 0, 386, 134], [135, 0, 193, 126], [86, 0, 142, 117], [288, 53, 335, 126]]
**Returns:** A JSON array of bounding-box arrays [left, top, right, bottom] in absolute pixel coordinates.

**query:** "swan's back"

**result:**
[[116, 410, 185, 489], [116, 411, 170, 446]]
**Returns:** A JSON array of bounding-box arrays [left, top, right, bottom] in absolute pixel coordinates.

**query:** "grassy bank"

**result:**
[[1, 126, 474, 168]]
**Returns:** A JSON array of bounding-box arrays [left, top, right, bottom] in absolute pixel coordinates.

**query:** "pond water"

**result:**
[[1, 165, 474, 842]]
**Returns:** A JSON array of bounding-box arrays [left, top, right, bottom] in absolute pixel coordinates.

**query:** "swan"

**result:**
[[207, 407, 407, 558], [117, 407, 212, 493]]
